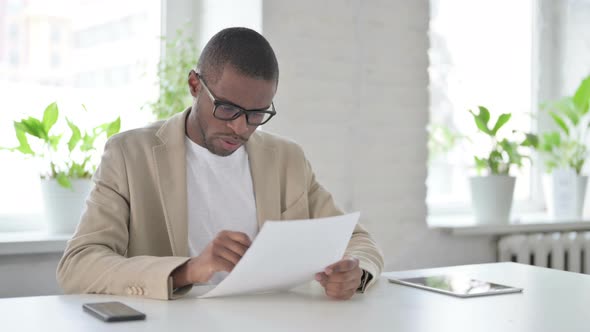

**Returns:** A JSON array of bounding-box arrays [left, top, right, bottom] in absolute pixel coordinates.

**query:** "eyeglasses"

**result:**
[[196, 72, 276, 126]]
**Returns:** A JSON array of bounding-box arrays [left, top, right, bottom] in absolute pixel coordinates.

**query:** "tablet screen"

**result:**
[[388, 275, 522, 297]]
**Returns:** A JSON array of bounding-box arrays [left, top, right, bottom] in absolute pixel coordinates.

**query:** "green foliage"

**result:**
[[469, 106, 537, 175], [147, 28, 200, 120], [427, 123, 466, 163], [538, 75, 590, 174], [1, 102, 120, 189]]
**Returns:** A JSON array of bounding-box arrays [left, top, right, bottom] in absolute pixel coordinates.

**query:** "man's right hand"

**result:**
[[172, 230, 251, 288]]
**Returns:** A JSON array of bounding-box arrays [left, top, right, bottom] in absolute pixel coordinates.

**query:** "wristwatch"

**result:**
[[357, 269, 372, 293]]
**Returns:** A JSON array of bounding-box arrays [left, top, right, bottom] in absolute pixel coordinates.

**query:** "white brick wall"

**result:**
[[562, 0, 590, 95], [263, 0, 496, 271]]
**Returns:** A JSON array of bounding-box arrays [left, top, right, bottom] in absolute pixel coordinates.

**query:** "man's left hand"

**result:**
[[315, 256, 362, 300]]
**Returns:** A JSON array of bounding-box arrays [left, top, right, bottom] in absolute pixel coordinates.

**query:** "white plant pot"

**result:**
[[469, 175, 516, 224], [542, 168, 588, 220], [40, 178, 93, 234]]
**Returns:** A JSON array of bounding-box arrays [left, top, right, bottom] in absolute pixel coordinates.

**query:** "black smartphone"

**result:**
[[82, 301, 146, 322]]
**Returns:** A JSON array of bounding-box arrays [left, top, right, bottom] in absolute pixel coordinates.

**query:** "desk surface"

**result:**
[[2, 262, 588, 332]]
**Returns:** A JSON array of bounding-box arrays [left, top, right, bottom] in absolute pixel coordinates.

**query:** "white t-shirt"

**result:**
[[185, 137, 258, 284]]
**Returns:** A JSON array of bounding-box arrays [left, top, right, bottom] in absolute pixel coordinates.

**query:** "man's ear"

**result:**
[[188, 70, 200, 97]]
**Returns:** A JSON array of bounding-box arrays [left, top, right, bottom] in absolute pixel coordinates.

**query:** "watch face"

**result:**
[[358, 270, 370, 292]]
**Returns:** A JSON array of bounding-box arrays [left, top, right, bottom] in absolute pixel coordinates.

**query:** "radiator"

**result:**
[[498, 232, 590, 274]]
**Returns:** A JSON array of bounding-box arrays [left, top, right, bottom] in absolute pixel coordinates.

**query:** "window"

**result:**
[[427, 0, 536, 214], [50, 24, 61, 42], [0, 0, 160, 229]]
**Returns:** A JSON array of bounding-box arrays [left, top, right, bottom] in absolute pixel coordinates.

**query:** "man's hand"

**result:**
[[172, 230, 251, 288], [315, 256, 362, 300]]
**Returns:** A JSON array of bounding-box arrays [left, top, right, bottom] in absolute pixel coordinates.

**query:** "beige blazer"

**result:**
[[57, 110, 384, 300]]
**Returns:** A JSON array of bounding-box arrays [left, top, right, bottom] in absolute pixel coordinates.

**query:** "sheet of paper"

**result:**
[[198, 212, 360, 298]]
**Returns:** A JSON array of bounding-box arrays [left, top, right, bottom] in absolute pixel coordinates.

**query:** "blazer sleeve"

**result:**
[[56, 137, 191, 300], [304, 158, 384, 289]]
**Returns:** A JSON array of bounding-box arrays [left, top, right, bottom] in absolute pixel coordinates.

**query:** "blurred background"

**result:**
[[0, 0, 589, 297]]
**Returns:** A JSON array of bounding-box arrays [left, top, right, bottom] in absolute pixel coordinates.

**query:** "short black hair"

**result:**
[[197, 27, 279, 84]]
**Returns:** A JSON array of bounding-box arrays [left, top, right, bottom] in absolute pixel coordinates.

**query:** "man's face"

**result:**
[[186, 66, 277, 156]]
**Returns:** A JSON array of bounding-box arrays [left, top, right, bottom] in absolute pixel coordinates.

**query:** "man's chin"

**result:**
[[212, 148, 235, 157]]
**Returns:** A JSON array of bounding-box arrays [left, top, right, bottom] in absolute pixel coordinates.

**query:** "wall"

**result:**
[[262, 0, 497, 271], [0, 253, 62, 298]]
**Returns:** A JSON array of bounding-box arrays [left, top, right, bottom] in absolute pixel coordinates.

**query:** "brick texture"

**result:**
[[263, 0, 496, 270]]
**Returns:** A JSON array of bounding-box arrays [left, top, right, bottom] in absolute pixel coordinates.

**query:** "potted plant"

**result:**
[[468, 106, 537, 224], [537, 75, 590, 219], [1, 102, 120, 234], [146, 28, 200, 120]]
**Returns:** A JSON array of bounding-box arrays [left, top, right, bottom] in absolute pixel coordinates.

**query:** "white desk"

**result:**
[[2, 262, 588, 332]]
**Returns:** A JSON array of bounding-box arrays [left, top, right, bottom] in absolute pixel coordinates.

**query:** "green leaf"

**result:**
[[81, 156, 91, 169], [488, 149, 505, 174], [13, 123, 34, 155], [521, 133, 539, 148], [66, 118, 82, 152], [474, 156, 487, 174], [564, 107, 580, 126], [549, 111, 569, 136], [477, 106, 490, 124], [540, 132, 561, 152], [42, 102, 59, 134], [56, 172, 72, 189], [469, 107, 492, 135], [500, 139, 521, 167], [66, 157, 93, 179], [104, 117, 121, 138], [48, 135, 62, 151], [574, 158, 585, 175], [20, 117, 47, 140], [68, 161, 85, 178], [573, 75, 590, 114], [491, 113, 511, 135], [80, 133, 96, 152]]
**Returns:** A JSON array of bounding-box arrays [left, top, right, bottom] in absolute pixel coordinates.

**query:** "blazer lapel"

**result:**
[[153, 109, 190, 256], [246, 131, 281, 228]]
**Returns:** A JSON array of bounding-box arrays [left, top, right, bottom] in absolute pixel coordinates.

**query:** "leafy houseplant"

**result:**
[[537, 75, 590, 174], [2, 102, 120, 188], [469, 106, 538, 175], [468, 106, 537, 224], [537, 75, 590, 219], [147, 28, 200, 120], [1, 102, 120, 233]]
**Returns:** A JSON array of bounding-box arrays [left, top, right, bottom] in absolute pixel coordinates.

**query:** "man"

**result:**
[[57, 27, 384, 301]]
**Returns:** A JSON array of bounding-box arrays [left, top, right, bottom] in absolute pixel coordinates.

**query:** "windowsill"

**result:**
[[0, 232, 71, 256], [428, 213, 590, 236]]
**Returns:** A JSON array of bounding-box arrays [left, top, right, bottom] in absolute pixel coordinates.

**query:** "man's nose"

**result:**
[[226, 113, 249, 136]]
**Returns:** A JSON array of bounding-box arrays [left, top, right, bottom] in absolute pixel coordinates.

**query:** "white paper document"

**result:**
[[198, 212, 360, 298]]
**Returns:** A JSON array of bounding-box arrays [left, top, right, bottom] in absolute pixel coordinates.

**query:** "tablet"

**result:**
[[388, 275, 523, 298]]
